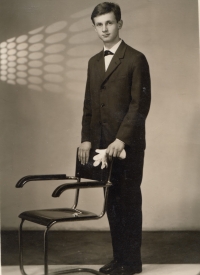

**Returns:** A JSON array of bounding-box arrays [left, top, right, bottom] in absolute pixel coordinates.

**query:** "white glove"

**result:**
[[93, 149, 108, 169], [93, 149, 126, 169]]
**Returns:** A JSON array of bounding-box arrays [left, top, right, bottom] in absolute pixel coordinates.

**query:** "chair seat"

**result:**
[[19, 208, 98, 226]]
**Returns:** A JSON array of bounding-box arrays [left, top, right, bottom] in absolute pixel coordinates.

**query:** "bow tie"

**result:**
[[104, 50, 114, 56]]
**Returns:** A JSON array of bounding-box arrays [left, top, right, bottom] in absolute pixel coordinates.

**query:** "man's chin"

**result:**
[[101, 37, 111, 43]]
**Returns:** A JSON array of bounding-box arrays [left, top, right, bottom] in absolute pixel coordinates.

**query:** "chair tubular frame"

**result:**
[[16, 164, 113, 275]]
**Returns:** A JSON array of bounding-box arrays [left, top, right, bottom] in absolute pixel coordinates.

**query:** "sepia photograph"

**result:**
[[1, 0, 200, 274]]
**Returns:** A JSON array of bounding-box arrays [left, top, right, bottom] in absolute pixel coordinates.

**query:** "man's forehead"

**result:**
[[93, 12, 116, 24]]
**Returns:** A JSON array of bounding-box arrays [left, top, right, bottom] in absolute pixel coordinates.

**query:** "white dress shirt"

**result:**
[[104, 39, 122, 71]]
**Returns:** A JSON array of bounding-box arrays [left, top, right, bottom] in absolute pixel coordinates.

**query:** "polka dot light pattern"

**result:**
[[0, 13, 100, 98]]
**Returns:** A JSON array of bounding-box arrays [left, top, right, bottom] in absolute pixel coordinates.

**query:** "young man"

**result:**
[[78, 2, 151, 275]]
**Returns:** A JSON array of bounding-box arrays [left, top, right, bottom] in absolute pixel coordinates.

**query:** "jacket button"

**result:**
[[101, 103, 105, 107]]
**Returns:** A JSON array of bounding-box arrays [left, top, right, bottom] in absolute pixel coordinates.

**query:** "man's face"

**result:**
[[93, 12, 123, 45]]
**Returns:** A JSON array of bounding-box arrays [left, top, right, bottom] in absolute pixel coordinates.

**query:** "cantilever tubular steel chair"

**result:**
[[16, 149, 113, 275]]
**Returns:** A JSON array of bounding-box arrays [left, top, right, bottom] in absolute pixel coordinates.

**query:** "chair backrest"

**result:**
[[75, 148, 111, 182]]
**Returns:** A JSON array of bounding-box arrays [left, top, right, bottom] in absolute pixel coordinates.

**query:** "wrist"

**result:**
[[116, 138, 125, 145]]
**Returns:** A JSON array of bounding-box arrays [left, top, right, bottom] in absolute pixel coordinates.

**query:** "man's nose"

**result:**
[[102, 24, 108, 32]]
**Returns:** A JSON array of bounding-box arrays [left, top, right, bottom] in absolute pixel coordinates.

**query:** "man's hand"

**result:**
[[78, 141, 91, 165], [106, 139, 125, 161]]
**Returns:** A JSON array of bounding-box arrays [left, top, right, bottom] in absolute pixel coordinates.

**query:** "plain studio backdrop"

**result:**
[[0, 0, 199, 231]]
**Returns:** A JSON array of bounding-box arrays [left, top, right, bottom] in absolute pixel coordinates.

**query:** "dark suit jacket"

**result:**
[[81, 41, 151, 153]]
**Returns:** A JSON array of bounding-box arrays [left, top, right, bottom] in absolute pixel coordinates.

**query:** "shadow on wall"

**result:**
[[0, 13, 102, 100], [0, 1, 151, 100]]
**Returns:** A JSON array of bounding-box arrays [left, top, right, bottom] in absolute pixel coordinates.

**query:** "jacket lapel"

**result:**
[[95, 41, 127, 85], [96, 51, 105, 83], [103, 41, 127, 84]]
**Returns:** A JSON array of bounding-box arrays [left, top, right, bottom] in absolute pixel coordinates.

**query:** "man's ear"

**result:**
[[118, 20, 123, 29]]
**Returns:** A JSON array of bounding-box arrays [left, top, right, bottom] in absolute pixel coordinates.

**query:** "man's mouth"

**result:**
[[102, 34, 110, 37]]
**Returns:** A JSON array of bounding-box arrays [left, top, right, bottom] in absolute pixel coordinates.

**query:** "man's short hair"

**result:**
[[91, 2, 121, 24]]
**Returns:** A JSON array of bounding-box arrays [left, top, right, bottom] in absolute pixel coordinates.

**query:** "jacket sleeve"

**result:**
[[116, 53, 151, 146], [81, 61, 92, 143]]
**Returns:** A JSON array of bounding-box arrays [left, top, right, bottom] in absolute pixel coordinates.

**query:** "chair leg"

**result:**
[[44, 222, 57, 275], [59, 267, 105, 275], [19, 219, 103, 275], [19, 219, 27, 275], [19, 219, 57, 275]]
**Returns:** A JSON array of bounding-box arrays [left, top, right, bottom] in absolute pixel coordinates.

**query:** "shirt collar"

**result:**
[[104, 39, 122, 54]]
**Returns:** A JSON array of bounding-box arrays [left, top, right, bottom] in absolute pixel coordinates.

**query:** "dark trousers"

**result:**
[[107, 151, 144, 266]]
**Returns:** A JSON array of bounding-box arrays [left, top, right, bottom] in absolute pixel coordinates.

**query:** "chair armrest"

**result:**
[[52, 181, 112, 197], [16, 174, 78, 188]]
